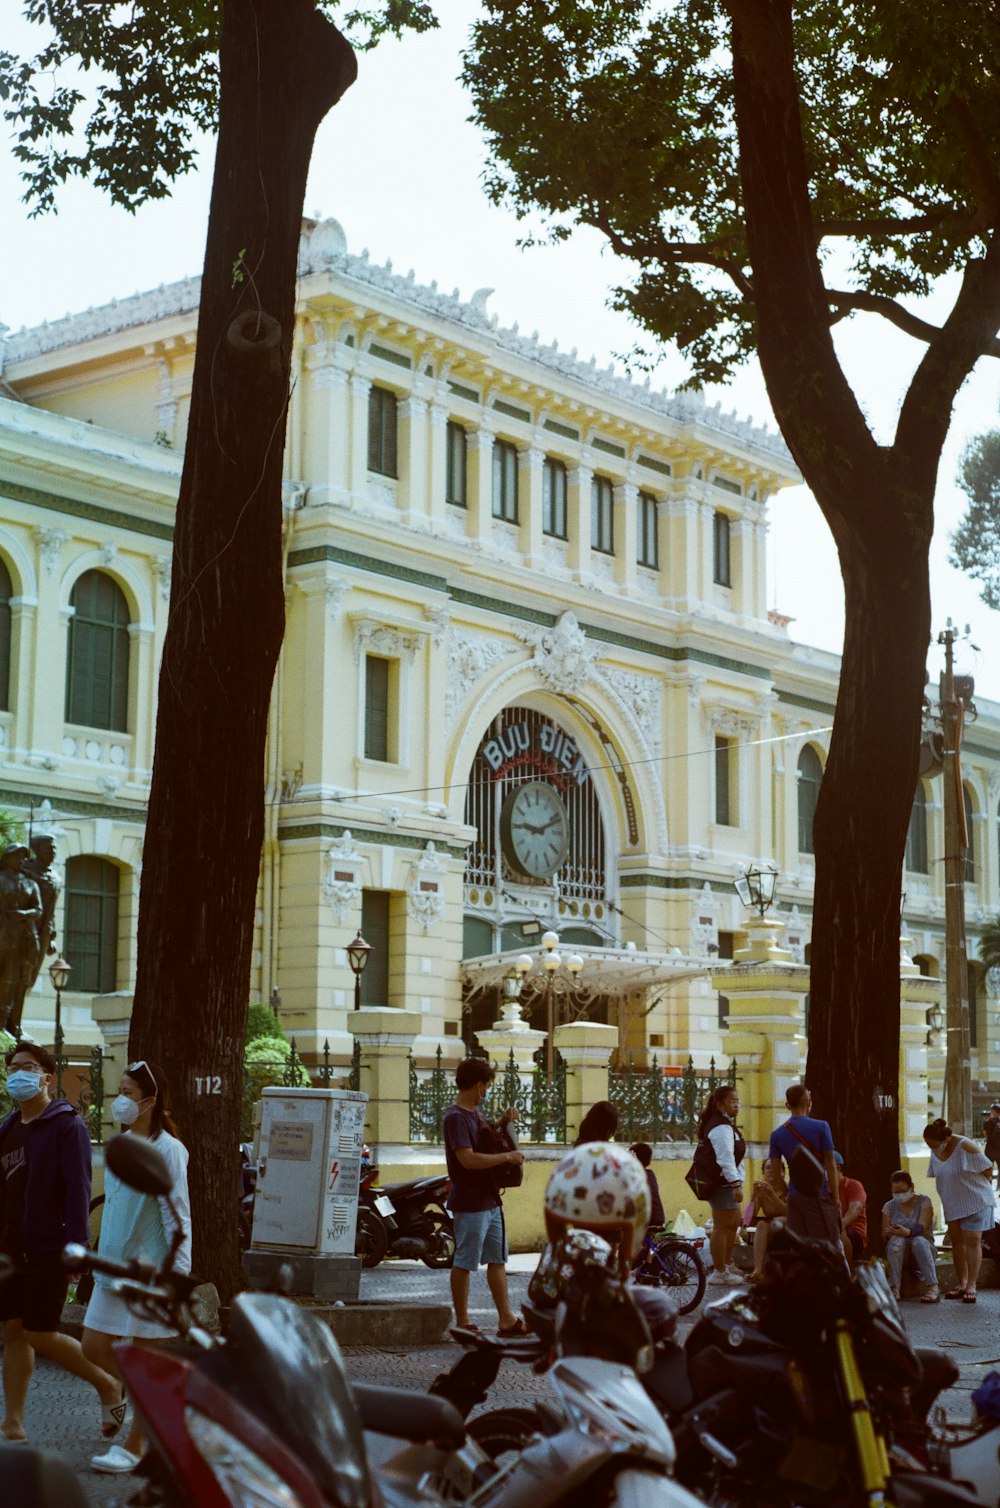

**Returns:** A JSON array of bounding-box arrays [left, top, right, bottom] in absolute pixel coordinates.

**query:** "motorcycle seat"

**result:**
[[643, 1342, 695, 1415], [353, 1384, 466, 1449]]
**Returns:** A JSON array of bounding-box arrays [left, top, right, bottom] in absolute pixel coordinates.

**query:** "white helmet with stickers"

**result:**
[[543, 1141, 650, 1270]]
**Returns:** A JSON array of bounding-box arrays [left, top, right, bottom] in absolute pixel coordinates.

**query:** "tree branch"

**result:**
[[827, 288, 1000, 357], [818, 211, 977, 240], [588, 212, 756, 300]]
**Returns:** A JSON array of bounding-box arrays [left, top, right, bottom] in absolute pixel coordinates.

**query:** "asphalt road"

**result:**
[[10, 1258, 1000, 1508]]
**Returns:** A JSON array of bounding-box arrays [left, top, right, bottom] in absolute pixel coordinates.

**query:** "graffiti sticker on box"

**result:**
[[269, 1122, 315, 1161]]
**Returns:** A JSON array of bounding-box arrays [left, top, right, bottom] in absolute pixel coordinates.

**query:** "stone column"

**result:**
[[518, 446, 544, 564], [128, 621, 156, 778], [477, 981, 547, 1076], [348, 373, 371, 502], [348, 1008, 421, 1145], [427, 403, 449, 528], [467, 427, 495, 546], [305, 349, 351, 506], [90, 991, 134, 1140], [567, 465, 593, 578], [899, 935, 942, 1166], [711, 915, 809, 1176], [553, 1021, 617, 1143], [398, 395, 428, 523], [613, 481, 637, 591]]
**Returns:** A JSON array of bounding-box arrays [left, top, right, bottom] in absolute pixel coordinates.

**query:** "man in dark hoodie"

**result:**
[[0, 1041, 123, 1442]]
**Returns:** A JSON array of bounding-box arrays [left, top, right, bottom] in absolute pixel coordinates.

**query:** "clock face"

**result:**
[[500, 781, 569, 881]]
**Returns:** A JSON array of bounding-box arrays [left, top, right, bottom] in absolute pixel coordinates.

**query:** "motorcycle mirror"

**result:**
[[106, 1132, 173, 1197]]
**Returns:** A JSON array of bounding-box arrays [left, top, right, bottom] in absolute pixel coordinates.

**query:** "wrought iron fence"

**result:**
[[609, 1055, 738, 1143], [409, 1045, 567, 1144], [0, 1042, 105, 1143]]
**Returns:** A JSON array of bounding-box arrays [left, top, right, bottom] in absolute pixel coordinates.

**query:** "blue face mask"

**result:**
[[6, 1070, 43, 1103]]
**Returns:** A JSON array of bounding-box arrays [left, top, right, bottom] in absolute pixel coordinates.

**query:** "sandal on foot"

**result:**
[[944, 1287, 967, 1300], [100, 1395, 127, 1438], [962, 1291, 977, 1303], [497, 1317, 529, 1337], [921, 1287, 941, 1303]]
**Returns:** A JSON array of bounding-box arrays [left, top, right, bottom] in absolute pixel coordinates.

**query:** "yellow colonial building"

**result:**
[[1, 217, 999, 1139]]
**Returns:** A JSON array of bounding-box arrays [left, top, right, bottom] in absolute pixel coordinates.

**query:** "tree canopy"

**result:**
[[0, 0, 436, 213], [464, 0, 1000, 387], [952, 429, 1000, 611]]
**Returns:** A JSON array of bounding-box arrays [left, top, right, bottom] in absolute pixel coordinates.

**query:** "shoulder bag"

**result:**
[[477, 1117, 523, 1190]]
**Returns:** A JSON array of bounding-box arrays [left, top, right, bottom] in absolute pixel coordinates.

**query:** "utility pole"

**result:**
[[938, 621, 973, 1135]]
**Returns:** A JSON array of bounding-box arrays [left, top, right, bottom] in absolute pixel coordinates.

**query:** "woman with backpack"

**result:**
[[694, 1085, 746, 1287]]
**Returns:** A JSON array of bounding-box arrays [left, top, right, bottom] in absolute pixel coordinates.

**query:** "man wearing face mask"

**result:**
[[0, 1041, 123, 1442]]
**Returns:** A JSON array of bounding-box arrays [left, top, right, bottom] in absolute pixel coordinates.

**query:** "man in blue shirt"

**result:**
[[768, 1084, 841, 1245], [443, 1059, 526, 1335]]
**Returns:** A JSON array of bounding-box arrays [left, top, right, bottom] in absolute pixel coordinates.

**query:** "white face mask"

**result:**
[[111, 1094, 142, 1126], [894, 1189, 916, 1203]]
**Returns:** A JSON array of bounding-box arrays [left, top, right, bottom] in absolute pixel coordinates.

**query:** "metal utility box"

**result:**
[[251, 1087, 367, 1254]]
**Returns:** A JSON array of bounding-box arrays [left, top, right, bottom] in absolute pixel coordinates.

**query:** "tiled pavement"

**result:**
[[10, 1257, 1000, 1507]]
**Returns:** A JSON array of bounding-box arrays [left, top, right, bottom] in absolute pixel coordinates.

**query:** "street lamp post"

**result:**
[[48, 955, 71, 1099], [734, 863, 778, 918], [540, 932, 585, 1075], [346, 932, 372, 1013]]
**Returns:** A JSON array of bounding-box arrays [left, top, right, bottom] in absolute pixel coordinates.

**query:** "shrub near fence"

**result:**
[[609, 1055, 738, 1143]]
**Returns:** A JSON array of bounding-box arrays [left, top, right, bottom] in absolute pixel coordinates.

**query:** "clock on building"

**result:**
[[499, 780, 570, 880]]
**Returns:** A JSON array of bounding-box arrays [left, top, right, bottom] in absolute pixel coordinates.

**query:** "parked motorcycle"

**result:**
[[66, 1137, 703, 1508], [466, 1223, 987, 1508], [355, 1161, 455, 1269]]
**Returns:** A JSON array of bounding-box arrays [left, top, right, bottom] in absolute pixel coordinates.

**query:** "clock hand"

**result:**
[[512, 821, 546, 834]]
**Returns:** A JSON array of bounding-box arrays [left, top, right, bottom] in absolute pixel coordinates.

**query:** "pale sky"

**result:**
[[2, 4, 998, 699]]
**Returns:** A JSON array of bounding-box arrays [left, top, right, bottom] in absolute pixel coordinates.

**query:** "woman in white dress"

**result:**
[[924, 1117, 995, 1304], [83, 1060, 191, 1474]]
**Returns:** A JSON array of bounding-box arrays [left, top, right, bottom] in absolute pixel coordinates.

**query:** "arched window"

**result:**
[[65, 571, 130, 731], [905, 783, 929, 873], [797, 746, 823, 854], [963, 785, 975, 884], [0, 559, 11, 712], [64, 856, 120, 994]]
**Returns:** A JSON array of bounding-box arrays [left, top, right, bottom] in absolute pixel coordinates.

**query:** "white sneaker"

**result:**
[[89, 1445, 141, 1474], [707, 1269, 729, 1286], [723, 1267, 744, 1285]]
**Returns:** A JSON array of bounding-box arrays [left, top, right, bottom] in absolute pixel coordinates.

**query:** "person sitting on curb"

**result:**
[[881, 1170, 939, 1303], [442, 1058, 526, 1338], [746, 1157, 788, 1282], [834, 1151, 867, 1263]]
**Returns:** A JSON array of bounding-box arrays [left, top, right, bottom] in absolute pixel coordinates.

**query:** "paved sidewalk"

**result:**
[[11, 1261, 1000, 1508]]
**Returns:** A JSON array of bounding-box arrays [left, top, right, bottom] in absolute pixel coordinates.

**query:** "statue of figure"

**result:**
[[24, 832, 60, 973], [0, 844, 43, 1038]]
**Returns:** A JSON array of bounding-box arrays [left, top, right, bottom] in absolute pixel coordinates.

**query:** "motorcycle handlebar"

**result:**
[[63, 1243, 200, 1299]]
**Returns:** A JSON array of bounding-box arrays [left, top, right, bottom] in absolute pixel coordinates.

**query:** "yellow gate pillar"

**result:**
[[899, 935, 941, 1175], [348, 1009, 422, 1147], [553, 1021, 618, 1143], [710, 915, 809, 1181]]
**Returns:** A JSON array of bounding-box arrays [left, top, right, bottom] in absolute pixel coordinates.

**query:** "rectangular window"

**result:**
[[492, 438, 519, 522], [591, 474, 614, 554], [368, 386, 398, 477], [364, 655, 391, 761], [360, 890, 391, 1008], [715, 736, 734, 826], [65, 856, 120, 995], [637, 490, 659, 568], [713, 510, 732, 586], [542, 457, 568, 538], [446, 420, 467, 506]]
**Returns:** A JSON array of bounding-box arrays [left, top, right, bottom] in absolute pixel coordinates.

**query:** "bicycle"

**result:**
[[632, 1228, 706, 1313]]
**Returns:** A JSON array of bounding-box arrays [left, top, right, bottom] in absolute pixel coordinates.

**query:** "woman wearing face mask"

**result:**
[[83, 1060, 191, 1475], [881, 1170, 938, 1302]]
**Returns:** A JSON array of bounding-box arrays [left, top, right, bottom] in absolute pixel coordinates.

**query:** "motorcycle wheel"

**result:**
[[469, 1407, 549, 1467], [420, 1203, 456, 1269], [355, 1207, 389, 1269], [642, 1237, 706, 1315]]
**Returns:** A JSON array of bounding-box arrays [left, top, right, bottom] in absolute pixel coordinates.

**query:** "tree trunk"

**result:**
[[129, 0, 355, 1300], [805, 510, 931, 1234]]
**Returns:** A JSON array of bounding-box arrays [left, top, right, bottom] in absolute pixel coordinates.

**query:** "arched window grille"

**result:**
[[65, 571, 130, 731], [797, 746, 823, 854], [0, 558, 12, 712], [905, 783, 929, 874], [464, 707, 607, 906], [64, 856, 121, 994]]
